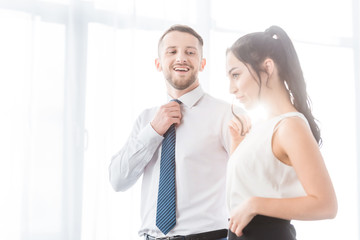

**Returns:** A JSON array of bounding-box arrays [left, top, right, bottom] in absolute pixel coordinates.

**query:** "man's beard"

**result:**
[[164, 72, 198, 90]]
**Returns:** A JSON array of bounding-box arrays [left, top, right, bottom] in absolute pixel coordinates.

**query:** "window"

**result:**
[[0, 1, 358, 239]]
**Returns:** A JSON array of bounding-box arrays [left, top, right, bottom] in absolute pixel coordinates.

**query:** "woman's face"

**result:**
[[226, 51, 260, 109]]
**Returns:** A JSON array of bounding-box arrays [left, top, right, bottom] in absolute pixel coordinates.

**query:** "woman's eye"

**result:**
[[232, 73, 240, 80]]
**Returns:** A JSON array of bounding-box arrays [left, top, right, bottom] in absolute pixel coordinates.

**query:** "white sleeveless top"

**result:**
[[226, 112, 307, 212]]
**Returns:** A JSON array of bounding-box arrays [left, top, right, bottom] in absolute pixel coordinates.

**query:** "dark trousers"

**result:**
[[228, 215, 296, 240]]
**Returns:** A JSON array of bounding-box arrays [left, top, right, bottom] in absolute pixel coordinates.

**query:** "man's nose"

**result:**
[[175, 53, 187, 63]]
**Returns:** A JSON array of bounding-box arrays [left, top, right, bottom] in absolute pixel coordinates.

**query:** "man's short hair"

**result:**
[[158, 24, 204, 55]]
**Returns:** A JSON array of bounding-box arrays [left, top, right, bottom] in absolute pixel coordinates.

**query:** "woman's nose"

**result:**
[[229, 81, 237, 94]]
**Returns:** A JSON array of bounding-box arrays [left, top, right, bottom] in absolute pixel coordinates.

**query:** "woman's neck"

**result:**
[[262, 84, 297, 119]]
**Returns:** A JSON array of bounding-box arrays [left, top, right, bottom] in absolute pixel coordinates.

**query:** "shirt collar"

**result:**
[[167, 85, 204, 108]]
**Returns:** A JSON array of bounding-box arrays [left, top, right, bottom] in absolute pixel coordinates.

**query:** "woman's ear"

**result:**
[[264, 58, 274, 76]]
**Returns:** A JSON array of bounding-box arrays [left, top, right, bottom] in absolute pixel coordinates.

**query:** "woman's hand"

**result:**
[[228, 114, 251, 154], [229, 198, 257, 237]]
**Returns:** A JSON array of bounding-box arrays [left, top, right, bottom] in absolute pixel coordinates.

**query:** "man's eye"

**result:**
[[167, 50, 176, 54]]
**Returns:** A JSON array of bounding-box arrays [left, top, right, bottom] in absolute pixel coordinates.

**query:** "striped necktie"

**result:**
[[156, 99, 181, 235]]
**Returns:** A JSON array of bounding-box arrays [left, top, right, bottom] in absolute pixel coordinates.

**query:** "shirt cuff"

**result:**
[[137, 122, 164, 148]]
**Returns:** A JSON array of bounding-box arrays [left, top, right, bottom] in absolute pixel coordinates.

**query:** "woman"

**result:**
[[226, 26, 337, 240]]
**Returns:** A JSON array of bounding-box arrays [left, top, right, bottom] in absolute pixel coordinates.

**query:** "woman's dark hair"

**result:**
[[228, 25, 321, 145]]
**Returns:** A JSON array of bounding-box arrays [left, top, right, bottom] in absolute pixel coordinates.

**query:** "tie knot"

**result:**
[[171, 99, 182, 104]]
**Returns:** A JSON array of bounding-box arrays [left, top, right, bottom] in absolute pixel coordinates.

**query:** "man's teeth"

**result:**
[[174, 67, 189, 71]]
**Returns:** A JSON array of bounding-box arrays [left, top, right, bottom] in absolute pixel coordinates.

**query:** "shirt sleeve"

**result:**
[[221, 109, 232, 155], [109, 113, 163, 192]]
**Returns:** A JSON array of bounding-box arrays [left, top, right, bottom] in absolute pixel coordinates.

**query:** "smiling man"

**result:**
[[109, 25, 241, 240], [155, 28, 205, 94]]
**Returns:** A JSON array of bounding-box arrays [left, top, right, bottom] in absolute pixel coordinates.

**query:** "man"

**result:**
[[109, 24, 239, 240]]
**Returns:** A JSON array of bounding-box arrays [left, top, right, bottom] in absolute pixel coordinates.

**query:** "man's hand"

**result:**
[[151, 101, 182, 136]]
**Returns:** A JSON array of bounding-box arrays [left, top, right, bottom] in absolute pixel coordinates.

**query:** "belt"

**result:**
[[145, 229, 227, 240]]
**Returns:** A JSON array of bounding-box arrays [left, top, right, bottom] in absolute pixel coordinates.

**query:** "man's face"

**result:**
[[155, 31, 206, 91]]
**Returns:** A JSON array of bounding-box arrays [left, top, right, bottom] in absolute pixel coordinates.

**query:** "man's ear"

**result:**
[[199, 58, 206, 72], [155, 58, 162, 72]]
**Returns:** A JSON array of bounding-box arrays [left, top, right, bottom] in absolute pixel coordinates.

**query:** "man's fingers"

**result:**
[[165, 101, 181, 108], [151, 101, 182, 135]]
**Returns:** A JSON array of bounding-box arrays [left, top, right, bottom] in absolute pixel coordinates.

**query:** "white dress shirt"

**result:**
[[109, 86, 234, 237]]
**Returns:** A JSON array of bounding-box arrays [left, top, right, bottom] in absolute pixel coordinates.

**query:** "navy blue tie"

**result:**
[[156, 99, 181, 235]]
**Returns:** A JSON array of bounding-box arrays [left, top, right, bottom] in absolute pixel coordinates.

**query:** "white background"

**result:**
[[0, 0, 358, 239]]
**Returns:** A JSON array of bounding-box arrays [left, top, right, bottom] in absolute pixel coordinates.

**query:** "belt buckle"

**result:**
[[151, 236, 171, 240], [161, 236, 176, 240], [158, 237, 170, 240], [146, 234, 182, 240]]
